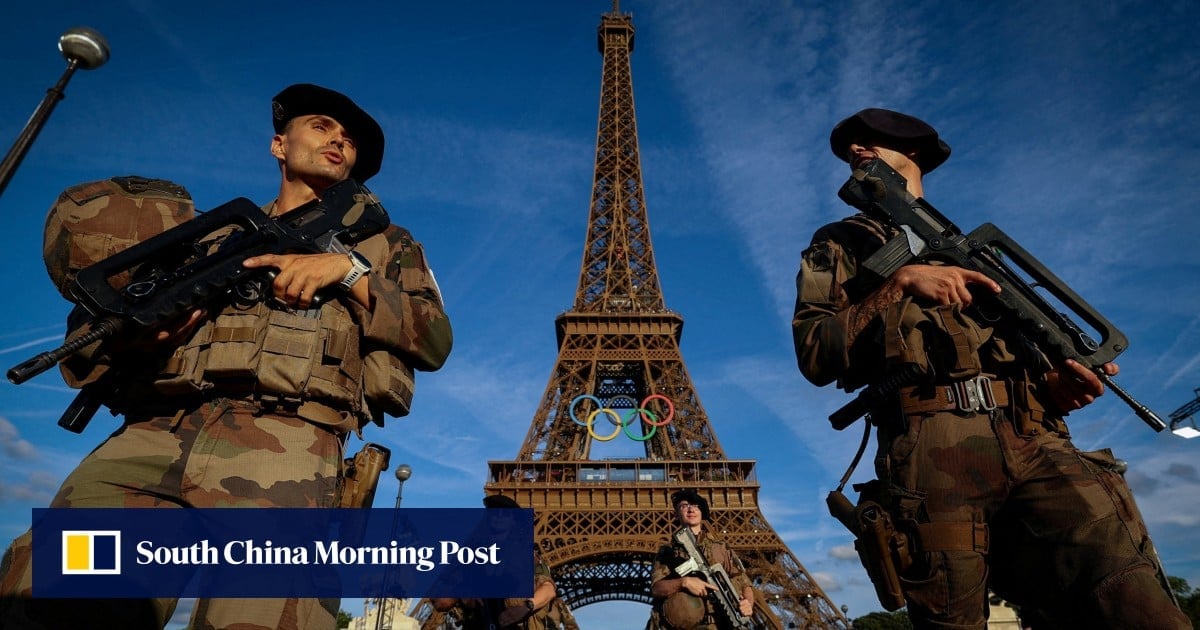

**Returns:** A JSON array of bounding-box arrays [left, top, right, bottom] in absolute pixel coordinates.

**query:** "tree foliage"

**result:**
[[1170, 576, 1200, 628], [337, 609, 352, 629], [852, 610, 913, 630]]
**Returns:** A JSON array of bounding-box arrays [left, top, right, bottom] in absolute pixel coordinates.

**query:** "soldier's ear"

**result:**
[[270, 134, 287, 161]]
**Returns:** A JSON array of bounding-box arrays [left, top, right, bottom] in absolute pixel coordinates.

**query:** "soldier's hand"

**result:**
[[894, 264, 1000, 306], [125, 308, 206, 350], [680, 576, 715, 597], [1044, 359, 1117, 414], [739, 595, 754, 617], [243, 252, 353, 309]]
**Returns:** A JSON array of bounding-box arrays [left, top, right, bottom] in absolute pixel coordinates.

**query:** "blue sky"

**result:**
[[1, 0, 1198, 627]]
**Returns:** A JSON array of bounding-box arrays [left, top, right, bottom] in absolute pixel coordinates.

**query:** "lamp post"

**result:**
[[0, 27, 110, 198], [374, 464, 412, 630], [394, 464, 412, 508]]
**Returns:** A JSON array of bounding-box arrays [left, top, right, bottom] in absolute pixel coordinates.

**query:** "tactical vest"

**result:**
[[823, 214, 994, 380], [829, 214, 1060, 434], [151, 231, 415, 431]]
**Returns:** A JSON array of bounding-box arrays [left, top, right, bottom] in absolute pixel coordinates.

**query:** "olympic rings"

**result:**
[[568, 394, 676, 442]]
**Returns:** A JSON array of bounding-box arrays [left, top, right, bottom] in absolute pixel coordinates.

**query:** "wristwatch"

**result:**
[[524, 599, 534, 611], [339, 251, 371, 290]]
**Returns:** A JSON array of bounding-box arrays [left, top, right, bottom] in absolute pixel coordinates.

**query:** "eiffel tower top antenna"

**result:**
[[576, 0, 659, 313]]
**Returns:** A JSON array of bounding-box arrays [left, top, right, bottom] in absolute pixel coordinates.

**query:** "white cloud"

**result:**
[[829, 544, 859, 561], [809, 570, 842, 593], [0, 418, 37, 460]]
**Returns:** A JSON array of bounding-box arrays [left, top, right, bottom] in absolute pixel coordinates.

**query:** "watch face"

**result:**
[[350, 251, 371, 269]]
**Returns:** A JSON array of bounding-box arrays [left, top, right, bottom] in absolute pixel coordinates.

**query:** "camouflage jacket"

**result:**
[[792, 213, 1048, 392], [61, 205, 453, 431], [444, 571, 555, 630], [648, 525, 752, 626]]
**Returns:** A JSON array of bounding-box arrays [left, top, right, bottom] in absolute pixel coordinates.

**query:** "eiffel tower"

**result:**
[[415, 3, 849, 628]]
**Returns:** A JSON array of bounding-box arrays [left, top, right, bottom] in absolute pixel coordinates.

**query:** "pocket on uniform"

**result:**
[[153, 319, 214, 394], [254, 309, 320, 394], [203, 308, 270, 382], [361, 348, 414, 422], [888, 413, 926, 466]]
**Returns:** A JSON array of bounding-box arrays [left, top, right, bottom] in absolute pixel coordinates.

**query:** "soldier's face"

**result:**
[[846, 140, 917, 174], [272, 114, 358, 188], [675, 502, 703, 527]]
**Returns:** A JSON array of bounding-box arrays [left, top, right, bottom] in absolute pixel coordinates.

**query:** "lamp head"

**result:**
[[395, 464, 412, 482], [59, 27, 109, 70]]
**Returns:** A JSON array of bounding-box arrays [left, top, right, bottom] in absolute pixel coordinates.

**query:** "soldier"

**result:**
[[544, 597, 580, 630], [647, 490, 755, 630], [0, 83, 453, 629], [432, 495, 557, 629], [792, 107, 1188, 628]]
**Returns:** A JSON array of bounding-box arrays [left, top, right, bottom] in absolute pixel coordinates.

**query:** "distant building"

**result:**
[[988, 594, 1023, 629], [349, 598, 418, 630]]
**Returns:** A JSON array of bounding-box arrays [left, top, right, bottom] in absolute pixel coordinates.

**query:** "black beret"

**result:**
[[830, 108, 951, 173], [271, 83, 384, 183], [483, 494, 522, 509], [670, 489, 710, 521]]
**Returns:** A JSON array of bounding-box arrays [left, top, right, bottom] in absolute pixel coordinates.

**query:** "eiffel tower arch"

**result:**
[[415, 3, 849, 628]]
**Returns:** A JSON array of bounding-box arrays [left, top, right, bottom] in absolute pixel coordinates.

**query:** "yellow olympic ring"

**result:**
[[587, 408, 624, 441]]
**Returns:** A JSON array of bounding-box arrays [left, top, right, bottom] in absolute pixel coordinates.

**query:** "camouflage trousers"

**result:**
[[0, 398, 344, 630], [877, 405, 1188, 629]]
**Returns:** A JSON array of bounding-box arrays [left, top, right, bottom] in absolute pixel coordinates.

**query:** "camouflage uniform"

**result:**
[[544, 598, 580, 630], [647, 525, 752, 630], [438, 570, 556, 630], [793, 213, 1188, 629], [0, 213, 452, 630]]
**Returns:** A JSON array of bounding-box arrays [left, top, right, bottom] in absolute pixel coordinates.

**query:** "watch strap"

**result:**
[[339, 251, 371, 290]]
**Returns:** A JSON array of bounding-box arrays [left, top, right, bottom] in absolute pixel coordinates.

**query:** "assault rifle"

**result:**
[[829, 159, 1165, 432], [671, 527, 754, 629], [7, 178, 390, 432]]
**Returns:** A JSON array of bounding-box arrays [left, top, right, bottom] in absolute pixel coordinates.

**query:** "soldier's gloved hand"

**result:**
[[497, 602, 533, 627]]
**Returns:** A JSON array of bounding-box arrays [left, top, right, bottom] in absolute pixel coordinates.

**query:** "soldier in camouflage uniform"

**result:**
[[0, 84, 453, 629], [647, 490, 755, 630], [432, 495, 556, 630], [792, 108, 1187, 629], [543, 597, 580, 630]]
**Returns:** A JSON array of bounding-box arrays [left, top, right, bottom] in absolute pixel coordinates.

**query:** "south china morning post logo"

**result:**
[[61, 530, 121, 575], [33, 508, 532, 599]]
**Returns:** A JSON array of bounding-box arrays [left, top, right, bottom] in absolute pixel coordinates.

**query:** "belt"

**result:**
[[898, 376, 1009, 414]]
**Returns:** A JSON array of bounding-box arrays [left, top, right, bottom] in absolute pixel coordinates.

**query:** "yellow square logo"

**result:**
[[61, 530, 121, 575]]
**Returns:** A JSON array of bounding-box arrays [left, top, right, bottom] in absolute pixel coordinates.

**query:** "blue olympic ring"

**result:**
[[568, 394, 676, 442]]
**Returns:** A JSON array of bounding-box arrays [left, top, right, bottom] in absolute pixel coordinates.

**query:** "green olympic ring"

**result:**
[[568, 394, 675, 442]]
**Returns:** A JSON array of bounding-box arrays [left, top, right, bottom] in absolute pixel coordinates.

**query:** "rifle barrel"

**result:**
[[1101, 373, 1166, 432]]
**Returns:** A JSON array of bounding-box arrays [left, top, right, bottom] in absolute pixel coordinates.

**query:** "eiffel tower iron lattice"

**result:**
[[414, 3, 850, 628]]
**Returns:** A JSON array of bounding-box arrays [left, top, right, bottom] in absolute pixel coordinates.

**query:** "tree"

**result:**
[[1169, 576, 1200, 628], [852, 610, 913, 630], [337, 609, 352, 629]]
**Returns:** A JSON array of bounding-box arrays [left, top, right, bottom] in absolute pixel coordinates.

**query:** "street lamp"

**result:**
[[0, 27, 110, 198], [395, 464, 412, 508], [375, 464, 412, 630]]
